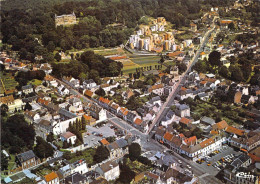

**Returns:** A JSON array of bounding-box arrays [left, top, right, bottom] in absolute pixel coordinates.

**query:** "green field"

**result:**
[[121, 55, 171, 74], [122, 55, 163, 74], [94, 47, 125, 56], [0, 72, 18, 94], [28, 79, 42, 86]]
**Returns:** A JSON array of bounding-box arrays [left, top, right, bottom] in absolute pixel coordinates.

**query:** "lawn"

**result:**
[[94, 47, 125, 56], [28, 79, 42, 86], [122, 55, 165, 74], [66, 148, 96, 165], [126, 158, 152, 174], [7, 154, 16, 171], [32, 164, 53, 177], [0, 72, 18, 94]]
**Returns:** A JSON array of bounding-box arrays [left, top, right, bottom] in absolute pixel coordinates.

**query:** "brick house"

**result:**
[[15, 150, 40, 170]]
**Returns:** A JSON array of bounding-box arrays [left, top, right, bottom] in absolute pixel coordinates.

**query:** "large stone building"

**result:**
[[55, 12, 77, 27]]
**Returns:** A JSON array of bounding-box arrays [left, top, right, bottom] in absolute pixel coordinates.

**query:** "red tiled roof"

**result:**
[[163, 132, 174, 141], [0, 95, 14, 104], [61, 131, 76, 139], [225, 126, 245, 136], [37, 98, 49, 106], [184, 136, 197, 146], [210, 130, 219, 135], [200, 81, 207, 85], [216, 120, 228, 130], [44, 172, 58, 182], [180, 87, 187, 91], [179, 117, 191, 125], [134, 118, 143, 125], [221, 20, 233, 24], [179, 133, 185, 138], [149, 84, 164, 92], [85, 90, 93, 97], [44, 75, 54, 81], [199, 138, 214, 148], [83, 114, 91, 121], [99, 97, 110, 104], [100, 138, 109, 145]]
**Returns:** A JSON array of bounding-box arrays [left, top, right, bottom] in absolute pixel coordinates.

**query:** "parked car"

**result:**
[[187, 165, 191, 169]]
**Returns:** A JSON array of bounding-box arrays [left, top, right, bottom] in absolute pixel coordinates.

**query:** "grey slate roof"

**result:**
[[177, 104, 189, 110], [22, 84, 33, 90], [59, 108, 77, 118], [231, 154, 250, 168], [201, 116, 215, 125], [69, 98, 81, 104], [65, 172, 87, 184], [17, 150, 36, 163], [115, 138, 128, 148]]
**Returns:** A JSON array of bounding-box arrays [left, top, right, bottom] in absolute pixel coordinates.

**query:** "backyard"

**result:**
[[0, 72, 18, 94], [183, 97, 250, 126], [63, 148, 96, 166]]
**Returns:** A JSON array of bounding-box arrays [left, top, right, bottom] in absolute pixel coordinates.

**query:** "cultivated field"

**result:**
[[0, 72, 18, 94]]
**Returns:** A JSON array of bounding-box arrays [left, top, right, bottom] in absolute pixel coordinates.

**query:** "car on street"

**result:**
[[178, 160, 182, 164], [187, 165, 191, 169]]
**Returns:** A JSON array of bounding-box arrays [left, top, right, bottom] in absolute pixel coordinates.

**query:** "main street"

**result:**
[[148, 21, 217, 135]]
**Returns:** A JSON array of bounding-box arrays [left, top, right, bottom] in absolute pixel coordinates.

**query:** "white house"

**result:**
[[96, 161, 120, 181], [63, 76, 80, 88], [161, 110, 175, 127], [175, 104, 190, 117], [40, 63, 52, 74], [68, 97, 83, 114], [22, 84, 34, 94], [49, 80, 58, 88], [57, 85, 70, 96], [70, 159, 88, 175], [83, 79, 97, 89], [60, 131, 77, 145]]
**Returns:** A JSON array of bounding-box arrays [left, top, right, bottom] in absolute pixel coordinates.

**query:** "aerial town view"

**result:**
[[1, 0, 260, 183]]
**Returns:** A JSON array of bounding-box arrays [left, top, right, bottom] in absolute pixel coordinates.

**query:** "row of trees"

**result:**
[[52, 51, 123, 84]]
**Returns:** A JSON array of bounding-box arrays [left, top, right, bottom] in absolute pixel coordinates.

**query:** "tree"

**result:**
[[34, 137, 54, 159], [177, 63, 187, 74], [47, 41, 55, 52], [192, 60, 208, 73], [219, 66, 229, 78], [229, 65, 244, 82], [129, 143, 141, 161], [24, 102, 32, 111], [2, 114, 35, 149], [81, 117, 86, 130], [54, 52, 61, 61], [95, 87, 105, 97], [170, 105, 176, 111], [228, 22, 235, 30], [93, 145, 109, 163], [46, 133, 54, 142], [125, 96, 142, 110], [1, 104, 9, 117], [1, 152, 8, 171], [159, 54, 165, 64], [208, 51, 221, 67], [117, 160, 136, 183]]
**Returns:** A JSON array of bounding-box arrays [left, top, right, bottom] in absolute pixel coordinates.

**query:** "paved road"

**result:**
[[148, 23, 217, 136]]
